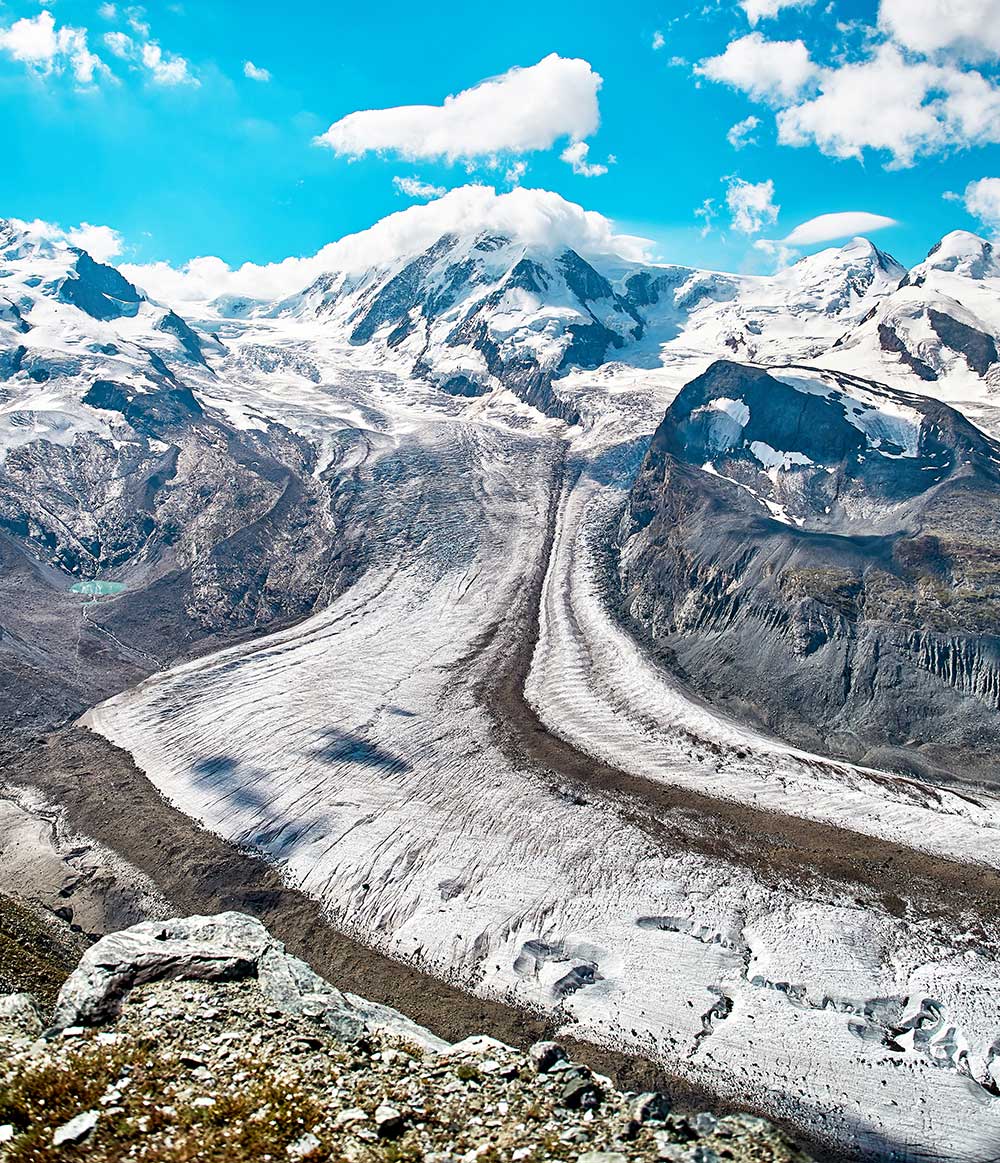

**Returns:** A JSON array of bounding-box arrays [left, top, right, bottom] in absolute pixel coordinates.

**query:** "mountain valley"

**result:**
[[3, 195, 1000, 1162]]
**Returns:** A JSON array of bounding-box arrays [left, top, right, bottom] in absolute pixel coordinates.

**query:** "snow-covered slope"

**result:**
[[5, 200, 1000, 1162], [822, 232, 1000, 412]]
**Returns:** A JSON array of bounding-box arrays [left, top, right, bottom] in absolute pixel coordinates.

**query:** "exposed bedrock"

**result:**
[[618, 359, 1000, 783], [0, 382, 363, 737]]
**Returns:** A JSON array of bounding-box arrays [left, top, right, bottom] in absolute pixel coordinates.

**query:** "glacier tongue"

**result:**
[[82, 357, 1000, 1160]]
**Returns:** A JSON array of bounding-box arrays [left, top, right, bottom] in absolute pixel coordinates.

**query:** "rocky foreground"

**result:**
[[0, 914, 811, 1163]]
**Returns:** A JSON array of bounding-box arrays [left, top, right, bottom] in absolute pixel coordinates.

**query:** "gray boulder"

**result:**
[[52, 912, 449, 1051]]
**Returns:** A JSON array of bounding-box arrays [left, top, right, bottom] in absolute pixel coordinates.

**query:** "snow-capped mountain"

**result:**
[[823, 231, 1000, 399], [5, 203, 1000, 1163], [196, 226, 911, 425]]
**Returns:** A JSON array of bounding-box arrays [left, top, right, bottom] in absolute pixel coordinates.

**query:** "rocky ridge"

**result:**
[[618, 357, 1000, 779], [0, 913, 810, 1163]]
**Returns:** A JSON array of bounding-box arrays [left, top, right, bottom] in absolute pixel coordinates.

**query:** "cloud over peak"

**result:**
[[122, 185, 653, 304]]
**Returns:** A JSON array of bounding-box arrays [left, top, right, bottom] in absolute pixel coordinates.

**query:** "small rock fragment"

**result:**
[[653, 1135, 691, 1162], [374, 1102, 407, 1139], [633, 1091, 671, 1124], [529, 1040, 568, 1073], [52, 1110, 98, 1147], [0, 1126, 13, 1144], [693, 1112, 719, 1136], [287, 1131, 322, 1158], [561, 1069, 603, 1111], [578, 1153, 627, 1163], [334, 1107, 368, 1127]]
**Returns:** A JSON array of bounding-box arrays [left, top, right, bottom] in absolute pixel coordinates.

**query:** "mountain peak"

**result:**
[[921, 230, 998, 279]]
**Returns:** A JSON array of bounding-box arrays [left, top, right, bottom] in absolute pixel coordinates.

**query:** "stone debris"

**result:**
[[51, 1109, 99, 1147], [0, 914, 814, 1163]]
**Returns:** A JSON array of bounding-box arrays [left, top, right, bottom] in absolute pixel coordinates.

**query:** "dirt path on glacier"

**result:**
[[484, 454, 1000, 928]]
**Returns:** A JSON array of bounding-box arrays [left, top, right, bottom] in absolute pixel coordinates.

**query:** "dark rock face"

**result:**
[[877, 323, 938, 381], [0, 374, 359, 738], [927, 309, 998, 376], [618, 359, 1000, 782], [57, 252, 143, 321]]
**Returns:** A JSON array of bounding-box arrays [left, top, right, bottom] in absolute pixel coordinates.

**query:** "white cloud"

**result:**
[[392, 175, 447, 200], [121, 185, 653, 304], [694, 197, 717, 238], [141, 40, 196, 86], [700, 22, 1000, 169], [776, 211, 898, 246], [560, 140, 608, 177], [103, 31, 133, 58], [67, 222, 124, 262], [878, 0, 1000, 63], [776, 44, 1000, 167], [652, 31, 665, 50], [727, 114, 760, 149], [314, 54, 602, 163], [0, 10, 110, 85], [12, 217, 124, 263], [697, 33, 816, 103], [103, 20, 196, 86], [725, 177, 779, 234], [98, 3, 117, 19], [740, 0, 817, 24], [961, 177, 1000, 233], [243, 60, 271, 82], [505, 160, 528, 185]]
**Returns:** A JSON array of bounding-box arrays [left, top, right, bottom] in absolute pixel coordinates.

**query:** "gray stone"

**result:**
[[632, 1091, 671, 1124], [52, 1110, 98, 1147], [561, 1070, 603, 1111], [52, 913, 448, 1053], [529, 1039, 568, 1073], [374, 1102, 407, 1139], [0, 993, 43, 1037]]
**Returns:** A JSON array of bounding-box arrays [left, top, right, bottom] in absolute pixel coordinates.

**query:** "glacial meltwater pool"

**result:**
[[70, 580, 125, 596]]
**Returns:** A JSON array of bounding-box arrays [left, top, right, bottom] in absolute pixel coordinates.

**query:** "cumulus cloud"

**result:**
[[140, 41, 196, 86], [122, 185, 653, 304], [878, 0, 1000, 63], [0, 10, 110, 85], [725, 177, 779, 234], [740, 0, 817, 24], [697, 33, 816, 104], [700, 18, 1000, 170], [560, 141, 608, 177], [12, 217, 124, 263], [776, 44, 1000, 167], [727, 115, 760, 149], [392, 175, 447, 200], [961, 178, 1000, 234], [103, 31, 133, 58], [314, 55, 602, 164], [505, 160, 528, 186], [652, 31, 665, 51], [102, 22, 195, 86], [243, 60, 271, 82], [774, 211, 898, 246]]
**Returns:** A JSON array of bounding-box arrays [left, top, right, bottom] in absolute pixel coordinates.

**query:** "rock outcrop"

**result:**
[[618, 359, 1000, 781], [0, 913, 812, 1163], [52, 912, 448, 1052]]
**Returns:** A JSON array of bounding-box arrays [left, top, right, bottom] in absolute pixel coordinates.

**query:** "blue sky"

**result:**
[[2, 0, 1000, 277]]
